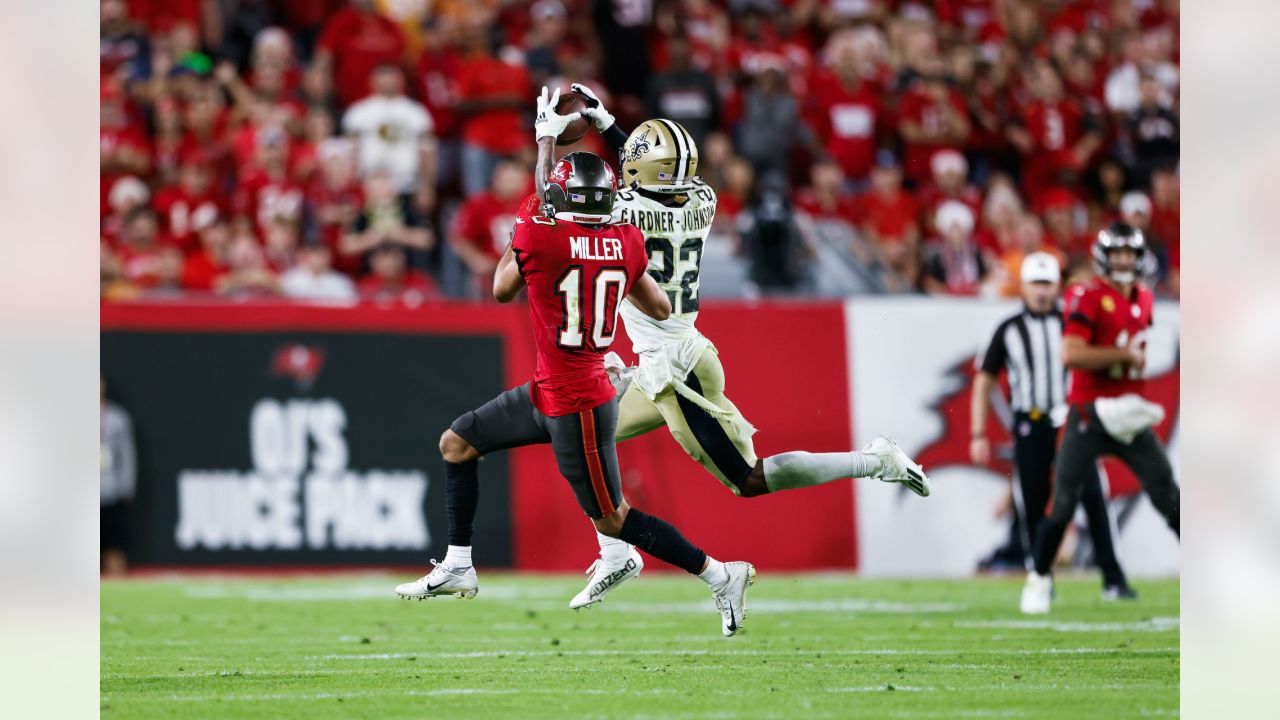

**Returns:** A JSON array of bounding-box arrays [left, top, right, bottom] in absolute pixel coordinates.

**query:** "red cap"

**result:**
[[1038, 187, 1077, 213]]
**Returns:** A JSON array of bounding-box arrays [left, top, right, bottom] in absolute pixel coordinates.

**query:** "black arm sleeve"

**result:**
[[602, 122, 629, 158], [979, 320, 1009, 375]]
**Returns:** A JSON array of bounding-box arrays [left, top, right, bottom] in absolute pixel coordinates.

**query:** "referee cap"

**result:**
[[1021, 251, 1061, 283]]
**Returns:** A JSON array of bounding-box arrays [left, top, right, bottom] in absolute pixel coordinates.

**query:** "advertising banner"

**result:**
[[101, 308, 512, 566], [848, 298, 1181, 577]]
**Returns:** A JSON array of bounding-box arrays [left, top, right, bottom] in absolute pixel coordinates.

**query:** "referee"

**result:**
[[970, 253, 1135, 597]]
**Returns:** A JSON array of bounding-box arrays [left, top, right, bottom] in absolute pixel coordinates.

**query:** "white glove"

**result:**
[[570, 83, 616, 131], [602, 351, 635, 396], [534, 86, 582, 141]]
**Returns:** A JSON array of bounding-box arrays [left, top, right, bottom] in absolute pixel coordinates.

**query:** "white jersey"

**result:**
[[613, 180, 718, 400]]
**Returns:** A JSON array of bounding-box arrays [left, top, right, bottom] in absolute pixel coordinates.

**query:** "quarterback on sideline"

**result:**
[[556, 84, 933, 610]]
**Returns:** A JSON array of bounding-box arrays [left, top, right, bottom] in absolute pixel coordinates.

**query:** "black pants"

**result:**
[[1032, 404, 1180, 576], [451, 384, 623, 519], [1012, 413, 1126, 586]]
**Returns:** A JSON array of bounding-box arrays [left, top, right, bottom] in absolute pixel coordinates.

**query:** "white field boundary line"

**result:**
[[954, 618, 1180, 633], [102, 683, 1179, 704], [178, 586, 967, 613], [312, 646, 1179, 661]]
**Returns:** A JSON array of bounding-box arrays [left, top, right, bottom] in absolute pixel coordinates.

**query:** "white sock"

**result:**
[[596, 531, 631, 564], [443, 545, 472, 569], [762, 451, 881, 493], [698, 556, 729, 590]]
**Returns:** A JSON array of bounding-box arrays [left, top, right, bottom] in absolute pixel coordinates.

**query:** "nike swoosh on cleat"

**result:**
[[425, 581, 446, 593], [726, 599, 738, 632]]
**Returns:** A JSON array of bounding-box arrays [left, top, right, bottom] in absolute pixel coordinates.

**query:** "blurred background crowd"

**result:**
[[99, 0, 1179, 302]]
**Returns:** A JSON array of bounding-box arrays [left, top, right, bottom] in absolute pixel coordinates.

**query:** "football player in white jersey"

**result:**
[[563, 85, 933, 610]]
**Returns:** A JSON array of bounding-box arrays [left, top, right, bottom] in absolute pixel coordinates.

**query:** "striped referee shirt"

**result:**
[[979, 308, 1066, 417]]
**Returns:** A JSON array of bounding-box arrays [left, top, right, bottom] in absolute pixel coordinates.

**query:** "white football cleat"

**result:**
[[569, 549, 644, 610], [712, 561, 756, 637], [1020, 571, 1053, 614], [395, 560, 478, 600], [863, 436, 931, 497]]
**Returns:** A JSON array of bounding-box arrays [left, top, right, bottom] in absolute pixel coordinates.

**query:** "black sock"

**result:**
[[618, 509, 707, 574], [445, 460, 479, 547], [1032, 517, 1069, 576]]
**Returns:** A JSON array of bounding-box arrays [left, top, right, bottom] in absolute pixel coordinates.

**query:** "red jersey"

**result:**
[[456, 55, 530, 154], [793, 189, 860, 227], [858, 190, 920, 244], [153, 187, 225, 254], [417, 49, 461, 137], [510, 215, 648, 416], [317, 8, 407, 108], [452, 192, 530, 261], [898, 87, 969, 184], [1063, 278, 1155, 404], [235, 167, 305, 238], [809, 71, 881, 181]]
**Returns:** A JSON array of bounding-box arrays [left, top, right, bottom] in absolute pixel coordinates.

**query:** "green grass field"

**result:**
[[101, 573, 1179, 719]]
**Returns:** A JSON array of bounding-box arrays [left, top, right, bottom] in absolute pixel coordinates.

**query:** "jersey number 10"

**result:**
[[556, 266, 628, 350]]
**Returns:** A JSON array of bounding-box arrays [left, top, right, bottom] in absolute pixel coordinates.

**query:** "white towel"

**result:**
[[1093, 394, 1166, 444]]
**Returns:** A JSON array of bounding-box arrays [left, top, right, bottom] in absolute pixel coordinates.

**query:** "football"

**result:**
[[555, 92, 590, 146]]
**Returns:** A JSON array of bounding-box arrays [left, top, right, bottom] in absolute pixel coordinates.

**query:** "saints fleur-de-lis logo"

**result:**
[[625, 127, 654, 162]]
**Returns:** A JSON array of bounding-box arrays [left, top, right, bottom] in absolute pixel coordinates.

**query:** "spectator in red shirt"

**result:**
[[263, 216, 303, 273], [794, 158, 861, 229], [898, 54, 971, 186], [100, 83, 151, 217], [313, 0, 407, 108], [153, 156, 225, 254], [416, 17, 462, 189], [1038, 187, 1090, 263], [1008, 59, 1103, 201], [306, 138, 364, 275], [449, 159, 531, 298], [181, 214, 232, 292], [117, 207, 183, 291], [102, 176, 151, 248], [150, 95, 190, 188], [454, 23, 532, 196], [235, 128, 306, 239], [809, 31, 883, 186], [793, 158, 878, 289], [245, 27, 302, 98], [358, 242, 440, 304], [857, 151, 920, 292], [1148, 166, 1179, 294], [219, 228, 282, 297], [918, 149, 983, 237]]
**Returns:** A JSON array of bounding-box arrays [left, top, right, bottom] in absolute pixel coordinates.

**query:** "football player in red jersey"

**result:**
[[1020, 222, 1180, 614], [396, 91, 758, 636]]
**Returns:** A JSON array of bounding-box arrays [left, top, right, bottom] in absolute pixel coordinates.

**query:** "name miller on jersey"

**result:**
[[570, 236, 624, 261], [616, 205, 715, 234]]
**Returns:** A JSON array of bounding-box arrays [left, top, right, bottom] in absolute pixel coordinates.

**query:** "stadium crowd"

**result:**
[[99, 0, 1179, 302]]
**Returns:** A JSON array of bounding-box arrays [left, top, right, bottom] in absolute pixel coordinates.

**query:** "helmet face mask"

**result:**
[[1092, 221, 1152, 284], [545, 152, 617, 223], [621, 119, 700, 194]]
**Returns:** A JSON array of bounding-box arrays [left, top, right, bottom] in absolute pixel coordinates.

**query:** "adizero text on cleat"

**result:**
[[570, 549, 644, 610]]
